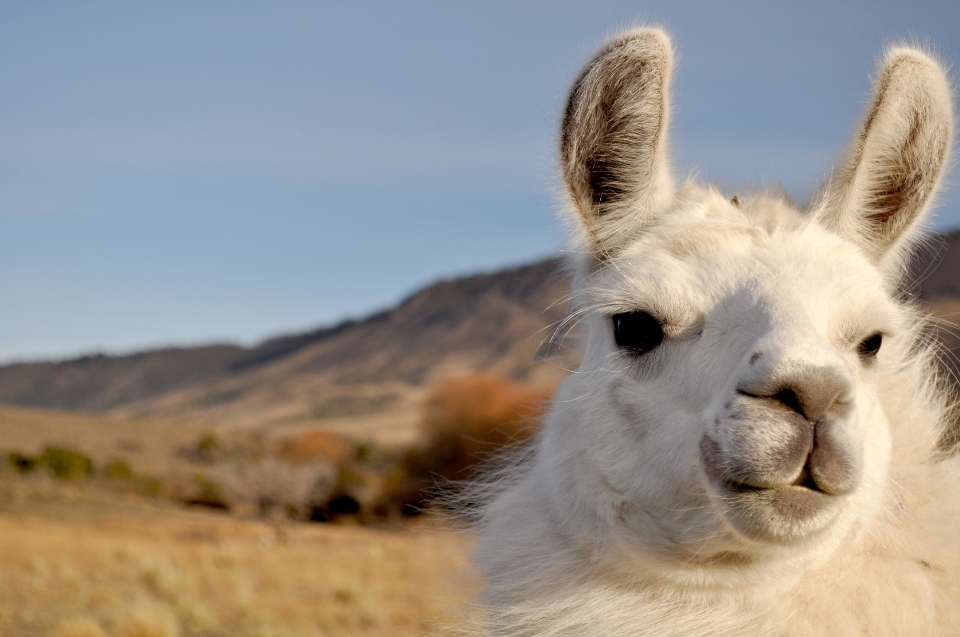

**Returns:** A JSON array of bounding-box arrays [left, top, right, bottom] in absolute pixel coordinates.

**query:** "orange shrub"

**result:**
[[274, 429, 353, 466], [381, 374, 553, 516], [418, 374, 551, 480]]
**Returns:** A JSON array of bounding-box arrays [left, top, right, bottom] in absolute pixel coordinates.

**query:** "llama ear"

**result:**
[[561, 28, 675, 258], [814, 46, 953, 269]]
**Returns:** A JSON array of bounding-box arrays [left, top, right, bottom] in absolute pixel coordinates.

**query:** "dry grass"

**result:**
[[0, 497, 475, 637], [0, 405, 209, 477], [50, 618, 109, 637]]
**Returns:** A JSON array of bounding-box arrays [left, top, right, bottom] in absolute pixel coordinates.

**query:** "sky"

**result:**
[[3, 1, 960, 363]]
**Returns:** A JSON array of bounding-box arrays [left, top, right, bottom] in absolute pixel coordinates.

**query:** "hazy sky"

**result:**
[[3, 1, 960, 363]]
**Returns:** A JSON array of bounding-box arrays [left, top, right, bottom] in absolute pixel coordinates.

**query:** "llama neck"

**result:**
[[479, 453, 960, 636]]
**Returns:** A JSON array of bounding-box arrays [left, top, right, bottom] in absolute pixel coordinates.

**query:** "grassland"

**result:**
[[0, 483, 475, 637], [0, 405, 211, 478], [0, 400, 478, 637]]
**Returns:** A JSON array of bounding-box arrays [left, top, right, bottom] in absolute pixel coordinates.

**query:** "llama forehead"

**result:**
[[586, 199, 896, 334]]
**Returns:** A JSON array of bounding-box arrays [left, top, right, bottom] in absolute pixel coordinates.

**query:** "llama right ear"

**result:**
[[813, 46, 953, 271], [561, 28, 675, 258]]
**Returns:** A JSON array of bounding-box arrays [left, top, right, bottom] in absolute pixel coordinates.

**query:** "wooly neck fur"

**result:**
[[473, 27, 960, 636]]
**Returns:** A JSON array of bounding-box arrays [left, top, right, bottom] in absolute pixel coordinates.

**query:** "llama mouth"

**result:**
[[714, 481, 840, 544], [719, 464, 821, 495], [700, 436, 842, 544]]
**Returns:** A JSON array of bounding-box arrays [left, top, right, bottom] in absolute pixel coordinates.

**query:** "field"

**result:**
[[0, 483, 475, 637], [0, 397, 493, 637]]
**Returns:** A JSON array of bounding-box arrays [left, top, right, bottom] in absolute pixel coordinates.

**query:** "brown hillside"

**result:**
[[1, 229, 959, 432], [0, 258, 572, 434]]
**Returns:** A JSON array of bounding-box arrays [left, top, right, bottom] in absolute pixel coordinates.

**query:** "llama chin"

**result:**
[[472, 27, 960, 636]]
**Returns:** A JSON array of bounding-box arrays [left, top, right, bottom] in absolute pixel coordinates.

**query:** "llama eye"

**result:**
[[612, 311, 664, 355], [857, 333, 883, 360]]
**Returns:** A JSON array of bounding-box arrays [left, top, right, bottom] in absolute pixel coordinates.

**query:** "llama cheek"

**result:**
[[608, 381, 662, 443]]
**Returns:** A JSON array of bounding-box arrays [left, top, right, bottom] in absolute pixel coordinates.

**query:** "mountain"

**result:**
[[0, 258, 572, 434], [1, 230, 959, 433]]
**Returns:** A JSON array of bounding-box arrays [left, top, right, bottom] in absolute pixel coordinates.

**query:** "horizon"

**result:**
[[4, 1, 960, 364], [7, 220, 960, 366], [1, 249, 568, 365]]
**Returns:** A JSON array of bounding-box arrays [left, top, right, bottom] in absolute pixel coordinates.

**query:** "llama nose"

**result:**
[[738, 364, 852, 423]]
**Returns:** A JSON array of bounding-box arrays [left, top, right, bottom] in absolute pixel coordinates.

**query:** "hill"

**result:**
[[0, 258, 571, 437], [1, 230, 959, 435]]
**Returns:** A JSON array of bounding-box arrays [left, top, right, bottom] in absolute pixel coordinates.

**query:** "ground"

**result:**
[[0, 483, 475, 637]]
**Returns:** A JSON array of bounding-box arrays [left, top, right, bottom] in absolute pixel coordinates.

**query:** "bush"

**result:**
[[98, 458, 166, 498], [102, 458, 135, 479], [138, 475, 164, 497], [310, 462, 382, 522], [185, 472, 229, 511], [416, 374, 550, 479], [274, 430, 352, 466], [380, 374, 552, 516], [7, 451, 37, 474], [191, 433, 222, 464], [216, 458, 336, 521], [39, 446, 93, 480]]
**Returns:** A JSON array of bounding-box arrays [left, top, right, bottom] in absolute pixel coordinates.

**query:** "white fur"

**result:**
[[472, 28, 959, 636]]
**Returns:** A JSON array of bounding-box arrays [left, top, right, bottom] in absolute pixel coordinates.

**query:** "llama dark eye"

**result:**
[[612, 311, 664, 355], [858, 333, 883, 360]]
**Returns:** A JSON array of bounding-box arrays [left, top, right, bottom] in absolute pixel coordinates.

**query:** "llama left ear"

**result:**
[[561, 28, 675, 259], [814, 46, 954, 270]]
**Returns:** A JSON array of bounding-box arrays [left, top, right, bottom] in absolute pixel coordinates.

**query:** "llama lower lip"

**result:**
[[700, 436, 841, 543], [711, 480, 841, 544]]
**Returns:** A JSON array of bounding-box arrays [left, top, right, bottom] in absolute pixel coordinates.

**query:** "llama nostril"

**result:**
[[772, 388, 804, 417], [737, 366, 852, 424], [736, 387, 809, 419]]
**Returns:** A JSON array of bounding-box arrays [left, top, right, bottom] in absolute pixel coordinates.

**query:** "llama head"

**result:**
[[553, 28, 953, 584]]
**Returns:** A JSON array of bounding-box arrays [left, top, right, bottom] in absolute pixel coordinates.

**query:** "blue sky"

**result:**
[[2, 1, 960, 363]]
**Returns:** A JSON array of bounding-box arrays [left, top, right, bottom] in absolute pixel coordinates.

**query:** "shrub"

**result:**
[[102, 458, 135, 479], [416, 374, 550, 479], [310, 462, 382, 522], [192, 433, 222, 463], [381, 374, 552, 516], [216, 458, 336, 520], [138, 475, 164, 497], [184, 473, 229, 511], [274, 429, 352, 466], [39, 446, 93, 480], [7, 451, 37, 474]]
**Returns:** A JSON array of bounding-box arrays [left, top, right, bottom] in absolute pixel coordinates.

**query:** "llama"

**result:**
[[473, 28, 960, 636]]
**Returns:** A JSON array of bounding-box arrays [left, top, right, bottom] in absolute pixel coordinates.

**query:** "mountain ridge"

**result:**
[[0, 257, 568, 419], [1, 229, 959, 427]]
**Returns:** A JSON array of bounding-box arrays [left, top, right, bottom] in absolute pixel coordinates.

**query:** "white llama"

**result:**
[[474, 28, 960, 636]]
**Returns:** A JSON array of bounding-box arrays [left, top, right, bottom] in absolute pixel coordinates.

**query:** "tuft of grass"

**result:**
[[138, 475, 164, 497], [0, 506, 474, 637], [194, 433, 222, 460], [102, 458, 135, 479], [50, 617, 108, 637], [334, 586, 357, 604], [114, 604, 181, 637]]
